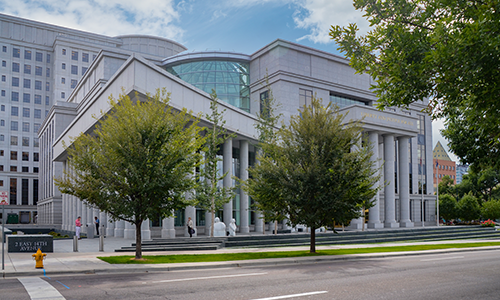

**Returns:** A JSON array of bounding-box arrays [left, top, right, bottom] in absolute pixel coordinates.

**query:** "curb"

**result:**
[[3, 246, 500, 278]]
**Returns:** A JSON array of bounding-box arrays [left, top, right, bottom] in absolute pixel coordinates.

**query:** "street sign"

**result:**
[[0, 191, 7, 205]]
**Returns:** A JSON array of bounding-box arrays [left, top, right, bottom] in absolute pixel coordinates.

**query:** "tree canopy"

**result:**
[[55, 89, 205, 259], [330, 0, 500, 169], [244, 98, 381, 253]]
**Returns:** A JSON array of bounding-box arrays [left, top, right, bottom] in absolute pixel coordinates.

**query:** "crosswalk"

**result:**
[[18, 277, 66, 300]]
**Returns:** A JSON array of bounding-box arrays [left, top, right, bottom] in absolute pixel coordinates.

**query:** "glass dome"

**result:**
[[163, 52, 250, 112]]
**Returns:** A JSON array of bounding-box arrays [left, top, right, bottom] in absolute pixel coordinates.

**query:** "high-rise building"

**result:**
[[1, 13, 437, 236]]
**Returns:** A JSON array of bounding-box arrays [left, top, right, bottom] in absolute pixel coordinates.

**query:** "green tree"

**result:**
[[244, 98, 381, 253], [438, 175, 456, 198], [330, 1, 500, 168], [55, 90, 205, 259], [195, 91, 235, 237], [438, 194, 457, 222], [454, 167, 500, 203], [457, 192, 481, 223], [481, 199, 500, 221]]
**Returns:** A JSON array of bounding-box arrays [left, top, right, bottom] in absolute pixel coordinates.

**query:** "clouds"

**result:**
[[0, 0, 184, 40], [292, 0, 369, 44]]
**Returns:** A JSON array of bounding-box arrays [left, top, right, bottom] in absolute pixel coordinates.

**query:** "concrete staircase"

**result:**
[[115, 226, 500, 252]]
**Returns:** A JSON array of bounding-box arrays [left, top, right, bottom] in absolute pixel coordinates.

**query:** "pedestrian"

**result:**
[[187, 217, 194, 238], [75, 216, 82, 239], [94, 216, 100, 236]]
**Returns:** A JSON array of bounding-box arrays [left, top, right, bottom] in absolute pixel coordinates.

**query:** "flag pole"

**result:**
[[436, 160, 439, 226]]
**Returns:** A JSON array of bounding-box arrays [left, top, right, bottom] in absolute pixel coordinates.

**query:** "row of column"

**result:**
[[368, 133, 414, 229]]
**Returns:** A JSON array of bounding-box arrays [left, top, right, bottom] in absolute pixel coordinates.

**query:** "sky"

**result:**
[[0, 0, 456, 161]]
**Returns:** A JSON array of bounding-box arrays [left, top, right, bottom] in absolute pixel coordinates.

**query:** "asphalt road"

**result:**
[[3, 249, 500, 300]]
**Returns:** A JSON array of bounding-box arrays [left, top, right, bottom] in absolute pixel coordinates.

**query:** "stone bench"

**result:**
[[7, 234, 53, 253]]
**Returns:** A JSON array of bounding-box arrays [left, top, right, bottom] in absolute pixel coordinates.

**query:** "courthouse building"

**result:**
[[0, 13, 436, 238]]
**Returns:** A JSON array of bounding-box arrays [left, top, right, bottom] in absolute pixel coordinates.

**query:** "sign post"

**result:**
[[0, 191, 9, 271]]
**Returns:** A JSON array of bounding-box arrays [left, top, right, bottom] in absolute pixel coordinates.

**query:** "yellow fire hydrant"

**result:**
[[32, 248, 46, 269]]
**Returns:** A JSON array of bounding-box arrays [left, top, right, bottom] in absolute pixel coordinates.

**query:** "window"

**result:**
[[33, 152, 39, 162], [34, 167, 38, 173], [35, 80, 42, 90], [24, 50, 32, 60], [24, 64, 31, 74], [11, 121, 18, 131], [71, 79, 77, 88], [45, 96, 49, 106], [2, 75, 6, 82], [45, 82, 50, 91], [34, 138, 39, 147], [61, 92, 65, 99], [0, 166, 2, 171], [46, 68, 50, 77], [10, 151, 17, 160], [10, 166, 17, 172], [35, 52, 43, 62], [61, 77, 65, 84], [12, 77, 19, 87], [46, 53, 51, 63], [82, 67, 88, 75], [22, 137, 29, 147], [299, 89, 312, 109], [13, 48, 20, 58], [45, 110, 48, 117], [82, 52, 89, 62], [34, 109, 41, 119], [1, 90, 4, 97], [22, 108, 30, 118], [10, 178, 17, 205], [71, 65, 78, 75], [12, 62, 19, 72], [34, 95, 41, 104], [11, 91, 19, 101], [92, 54, 97, 61], [11, 106, 18, 116], [0, 135, 3, 141], [22, 167, 28, 173], [260, 91, 270, 118], [1, 105, 4, 112], [62, 48, 66, 55], [33, 179, 38, 205], [35, 66, 42, 76], [10, 136, 17, 146], [23, 79, 30, 89], [1, 60, 4, 67], [22, 152, 28, 161], [22, 122, 29, 132], [34, 123, 40, 133], [62, 63, 66, 70], [22, 178, 28, 205], [0, 120, 4, 126], [2, 46, 6, 52], [71, 51, 78, 61], [23, 93, 30, 103], [0, 151, 2, 156]]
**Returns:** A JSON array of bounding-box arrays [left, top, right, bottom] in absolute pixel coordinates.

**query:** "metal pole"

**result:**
[[73, 236, 78, 252], [2, 204, 4, 270], [421, 160, 424, 227], [99, 234, 104, 252], [436, 161, 439, 226]]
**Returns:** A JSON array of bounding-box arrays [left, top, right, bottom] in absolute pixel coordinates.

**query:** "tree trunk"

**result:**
[[135, 220, 143, 259], [362, 206, 365, 232], [310, 227, 316, 253], [211, 208, 215, 238]]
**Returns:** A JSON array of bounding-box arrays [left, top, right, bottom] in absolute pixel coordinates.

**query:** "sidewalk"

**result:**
[[2, 236, 500, 278]]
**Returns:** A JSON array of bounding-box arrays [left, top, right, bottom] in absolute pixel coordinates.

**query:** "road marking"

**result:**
[[145, 272, 267, 284], [18, 277, 66, 300], [251, 291, 328, 300], [421, 256, 464, 262]]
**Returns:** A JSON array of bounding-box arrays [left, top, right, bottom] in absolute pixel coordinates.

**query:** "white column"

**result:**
[[114, 220, 125, 238], [239, 140, 249, 233], [384, 135, 399, 228], [161, 216, 176, 238], [106, 214, 115, 237], [141, 219, 151, 240], [368, 132, 383, 228], [223, 138, 233, 228], [349, 134, 364, 230], [184, 206, 196, 237], [399, 137, 413, 227], [124, 221, 135, 239]]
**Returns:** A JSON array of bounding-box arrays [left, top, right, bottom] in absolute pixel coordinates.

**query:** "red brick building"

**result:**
[[433, 141, 456, 186]]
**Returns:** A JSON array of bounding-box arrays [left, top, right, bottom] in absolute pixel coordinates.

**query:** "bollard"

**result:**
[[73, 235, 78, 252], [32, 248, 46, 269], [99, 234, 104, 252]]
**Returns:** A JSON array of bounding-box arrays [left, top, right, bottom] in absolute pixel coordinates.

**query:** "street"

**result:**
[[2, 249, 500, 300]]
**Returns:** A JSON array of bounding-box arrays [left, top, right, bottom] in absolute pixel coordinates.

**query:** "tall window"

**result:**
[[10, 151, 17, 160], [22, 179, 28, 205], [10, 178, 17, 205], [22, 108, 30, 118], [12, 62, 19, 72], [71, 65, 78, 75], [33, 179, 38, 205], [12, 77, 19, 87], [22, 122, 29, 132], [22, 152, 29, 161], [11, 106, 18, 116], [22, 137, 29, 147], [71, 51, 78, 61], [24, 50, 31, 60], [10, 136, 17, 146], [11, 121, 18, 131], [36, 52, 43, 62], [82, 53, 89, 62], [260, 91, 270, 118], [24, 64, 31, 74], [46, 54, 51, 63], [35, 80, 42, 90], [23, 93, 30, 103], [23, 79, 30, 89], [34, 95, 41, 104], [11, 91, 19, 101], [299, 88, 312, 109], [35, 66, 42, 76], [13, 48, 20, 58]]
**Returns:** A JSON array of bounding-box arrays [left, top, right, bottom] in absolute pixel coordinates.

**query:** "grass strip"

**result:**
[[97, 241, 500, 264]]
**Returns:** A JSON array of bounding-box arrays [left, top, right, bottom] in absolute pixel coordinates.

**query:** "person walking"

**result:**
[[94, 216, 100, 236], [75, 216, 82, 239], [187, 217, 194, 238]]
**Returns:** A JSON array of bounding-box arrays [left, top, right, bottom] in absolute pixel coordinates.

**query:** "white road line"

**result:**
[[18, 277, 66, 300], [251, 291, 328, 300], [421, 256, 464, 262], [145, 272, 268, 284]]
